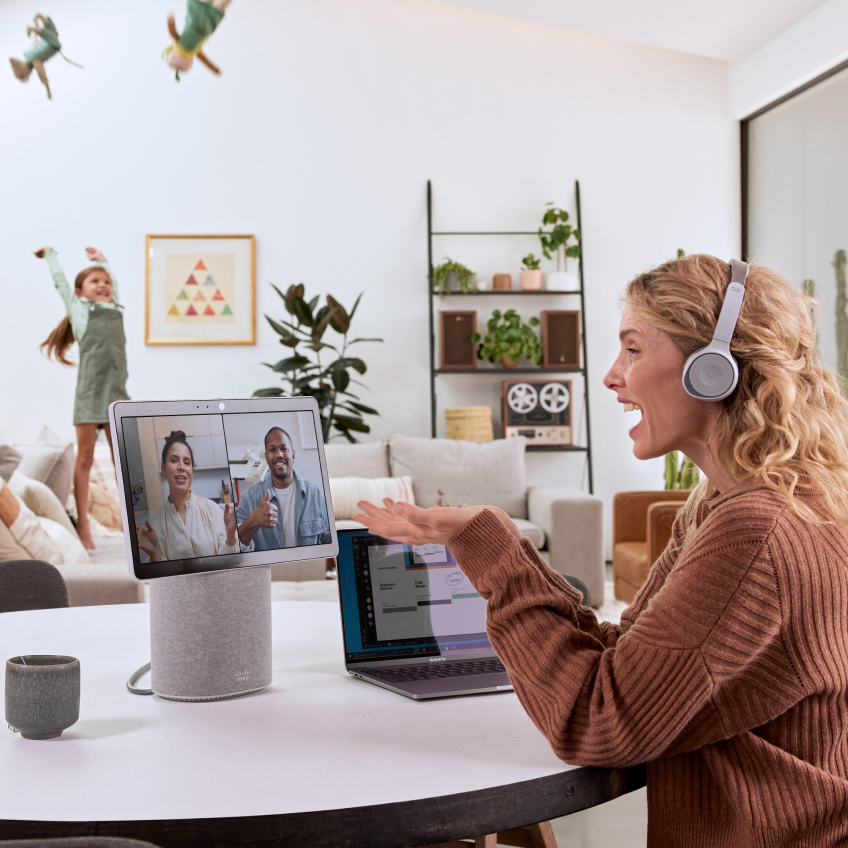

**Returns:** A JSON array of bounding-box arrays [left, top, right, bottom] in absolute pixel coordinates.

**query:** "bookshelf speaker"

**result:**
[[542, 310, 581, 369], [439, 311, 477, 369]]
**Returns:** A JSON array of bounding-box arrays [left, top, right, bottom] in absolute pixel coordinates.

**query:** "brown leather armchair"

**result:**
[[612, 490, 691, 603]]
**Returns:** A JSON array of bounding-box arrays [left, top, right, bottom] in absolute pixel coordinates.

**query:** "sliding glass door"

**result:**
[[745, 65, 848, 376]]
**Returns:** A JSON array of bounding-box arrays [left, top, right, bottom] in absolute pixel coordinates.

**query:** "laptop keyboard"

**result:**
[[362, 658, 507, 683]]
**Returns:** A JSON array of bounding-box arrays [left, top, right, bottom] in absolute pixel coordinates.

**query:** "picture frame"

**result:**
[[145, 234, 255, 345]]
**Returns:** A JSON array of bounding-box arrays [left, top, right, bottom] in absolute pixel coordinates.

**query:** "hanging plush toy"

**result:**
[[9, 14, 82, 100], [164, 0, 232, 79]]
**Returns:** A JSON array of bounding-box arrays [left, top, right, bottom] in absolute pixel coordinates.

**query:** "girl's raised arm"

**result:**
[[85, 246, 120, 305], [35, 247, 75, 317]]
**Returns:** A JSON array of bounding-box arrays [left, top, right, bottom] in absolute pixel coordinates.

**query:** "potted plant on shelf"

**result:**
[[519, 253, 544, 291], [538, 202, 581, 291], [471, 309, 542, 368], [432, 258, 477, 296]]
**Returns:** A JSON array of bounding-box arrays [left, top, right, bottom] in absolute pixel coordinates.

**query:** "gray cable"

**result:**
[[127, 662, 153, 695]]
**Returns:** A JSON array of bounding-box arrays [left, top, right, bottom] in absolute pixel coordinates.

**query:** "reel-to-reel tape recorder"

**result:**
[[502, 379, 572, 447]]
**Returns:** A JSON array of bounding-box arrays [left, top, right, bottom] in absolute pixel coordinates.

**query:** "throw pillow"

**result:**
[[0, 478, 63, 564], [8, 471, 78, 538], [89, 441, 119, 501], [16, 426, 75, 506], [88, 482, 123, 532], [37, 517, 91, 566], [324, 440, 390, 478], [329, 476, 415, 520], [388, 433, 528, 519], [0, 444, 22, 482]]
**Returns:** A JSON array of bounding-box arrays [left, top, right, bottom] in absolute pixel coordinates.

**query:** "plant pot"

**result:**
[[520, 269, 544, 291], [493, 273, 512, 291], [500, 356, 521, 369]]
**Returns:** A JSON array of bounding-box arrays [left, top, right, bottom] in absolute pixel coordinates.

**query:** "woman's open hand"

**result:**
[[352, 499, 522, 547], [33, 246, 53, 258], [136, 520, 160, 561]]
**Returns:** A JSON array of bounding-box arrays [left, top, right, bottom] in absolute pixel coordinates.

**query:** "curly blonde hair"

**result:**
[[625, 254, 848, 526]]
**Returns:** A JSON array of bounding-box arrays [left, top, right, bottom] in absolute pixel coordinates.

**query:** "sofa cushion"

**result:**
[[16, 427, 75, 507], [324, 439, 389, 478], [335, 518, 366, 530], [0, 478, 63, 565], [330, 476, 415, 520], [388, 434, 527, 519], [38, 517, 90, 566], [0, 444, 22, 482], [613, 541, 649, 586], [512, 518, 545, 550], [9, 470, 78, 538]]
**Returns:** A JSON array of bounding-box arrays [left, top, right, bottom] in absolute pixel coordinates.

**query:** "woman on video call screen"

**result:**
[[121, 410, 331, 564]]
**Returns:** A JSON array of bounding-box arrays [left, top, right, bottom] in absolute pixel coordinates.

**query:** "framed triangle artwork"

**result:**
[[145, 234, 255, 345]]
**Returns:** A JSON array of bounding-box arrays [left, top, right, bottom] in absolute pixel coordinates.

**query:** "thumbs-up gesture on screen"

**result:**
[[252, 490, 278, 529]]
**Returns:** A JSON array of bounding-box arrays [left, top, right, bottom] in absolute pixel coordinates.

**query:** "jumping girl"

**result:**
[[36, 246, 129, 550]]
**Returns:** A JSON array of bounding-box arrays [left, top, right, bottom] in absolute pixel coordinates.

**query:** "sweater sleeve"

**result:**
[[449, 508, 808, 767]]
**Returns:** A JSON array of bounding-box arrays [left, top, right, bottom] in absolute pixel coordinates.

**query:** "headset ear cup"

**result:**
[[683, 346, 739, 401]]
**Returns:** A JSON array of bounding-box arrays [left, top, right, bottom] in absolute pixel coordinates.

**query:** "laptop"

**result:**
[[336, 528, 513, 699]]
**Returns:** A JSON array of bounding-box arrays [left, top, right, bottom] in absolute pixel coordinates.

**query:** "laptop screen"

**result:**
[[337, 529, 493, 664]]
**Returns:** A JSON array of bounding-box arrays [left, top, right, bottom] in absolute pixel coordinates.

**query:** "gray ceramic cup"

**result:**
[[5, 655, 80, 740]]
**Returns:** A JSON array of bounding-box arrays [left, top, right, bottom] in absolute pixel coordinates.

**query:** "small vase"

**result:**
[[500, 356, 521, 369], [493, 273, 512, 291], [546, 271, 580, 291], [520, 270, 544, 291]]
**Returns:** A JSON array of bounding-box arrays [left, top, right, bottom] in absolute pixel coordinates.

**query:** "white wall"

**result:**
[[728, 0, 848, 118], [0, 0, 738, 556]]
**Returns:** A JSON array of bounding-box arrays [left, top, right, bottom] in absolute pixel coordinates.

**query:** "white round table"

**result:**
[[0, 602, 644, 847]]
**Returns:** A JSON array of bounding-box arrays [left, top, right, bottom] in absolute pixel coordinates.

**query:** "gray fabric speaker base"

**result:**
[[149, 565, 272, 701]]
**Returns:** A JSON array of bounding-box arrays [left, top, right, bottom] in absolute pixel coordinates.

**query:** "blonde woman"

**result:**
[[354, 255, 848, 845]]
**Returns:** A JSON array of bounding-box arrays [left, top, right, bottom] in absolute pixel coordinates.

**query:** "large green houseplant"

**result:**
[[254, 283, 382, 442], [471, 309, 542, 367]]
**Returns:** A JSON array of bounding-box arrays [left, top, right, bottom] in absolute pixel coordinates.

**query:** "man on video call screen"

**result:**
[[235, 425, 331, 550]]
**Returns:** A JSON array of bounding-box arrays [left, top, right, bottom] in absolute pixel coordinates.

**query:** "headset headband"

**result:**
[[712, 259, 748, 345]]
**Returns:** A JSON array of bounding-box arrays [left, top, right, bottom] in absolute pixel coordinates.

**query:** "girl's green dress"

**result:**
[[176, 0, 224, 55], [23, 17, 60, 66], [45, 250, 129, 426]]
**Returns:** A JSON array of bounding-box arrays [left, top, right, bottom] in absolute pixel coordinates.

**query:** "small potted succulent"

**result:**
[[432, 258, 477, 296], [519, 253, 544, 291], [538, 203, 581, 290], [471, 309, 542, 368]]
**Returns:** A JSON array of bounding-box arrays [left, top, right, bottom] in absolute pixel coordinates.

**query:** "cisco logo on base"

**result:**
[[235, 668, 251, 683]]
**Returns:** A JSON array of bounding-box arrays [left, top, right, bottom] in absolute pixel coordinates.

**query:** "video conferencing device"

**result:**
[[682, 259, 749, 402], [335, 528, 512, 699], [110, 397, 338, 701]]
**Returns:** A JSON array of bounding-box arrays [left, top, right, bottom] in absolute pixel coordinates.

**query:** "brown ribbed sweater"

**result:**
[[449, 482, 848, 846]]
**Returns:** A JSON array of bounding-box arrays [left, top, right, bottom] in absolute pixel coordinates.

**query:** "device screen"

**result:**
[[338, 530, 492, 663], [120, 410, 330, 567]]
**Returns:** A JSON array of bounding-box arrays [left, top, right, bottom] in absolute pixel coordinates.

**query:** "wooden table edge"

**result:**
[[0, 763, 647, 848]]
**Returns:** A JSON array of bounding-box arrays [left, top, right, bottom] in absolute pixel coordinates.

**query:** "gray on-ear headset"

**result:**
[[682, 259, 749, 401]]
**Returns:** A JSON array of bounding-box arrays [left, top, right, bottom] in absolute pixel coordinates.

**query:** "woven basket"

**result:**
[[445, 406, 494, 442]]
